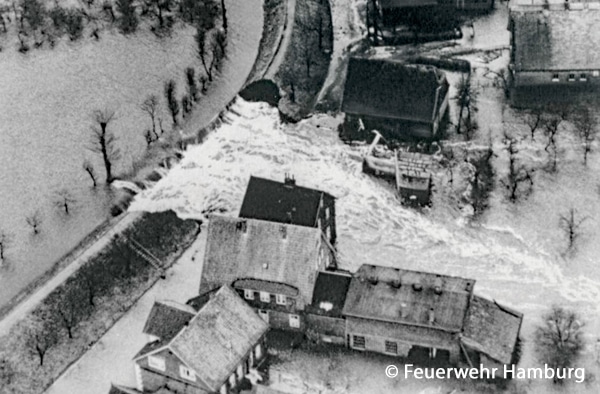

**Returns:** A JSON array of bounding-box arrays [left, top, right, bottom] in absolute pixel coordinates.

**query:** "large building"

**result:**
[[132, 286, 269, 394], [509, 2, 600, 95], [341, 58, 449, 141], [199, 215, 337, 331], [239, 175, 337, 245], [342, 265, 522, 368]]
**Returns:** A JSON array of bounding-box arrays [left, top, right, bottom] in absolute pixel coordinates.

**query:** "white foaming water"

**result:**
[[131, 98, 600, 333]]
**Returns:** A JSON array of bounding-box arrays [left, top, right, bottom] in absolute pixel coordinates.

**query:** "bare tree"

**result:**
[[220, 0, 227, 31], [185, 67, 198, 102], [573, 108, 597, 166], [535, 306, 584, 384], [195, 29, 213, 82], [55, 189, 76, 215], [88, 109, 120, 183], [27, 312, 59, 366], [53, 285, 88, 339], [559, 208, 588, 252], [83, 159, 98, 187], [542, 115, 562, 172], [140, 95, 160, 139], [0, 230, 12, 261], [501, 132, 533, 202], [524, 107, 543, 141], [454, 75, 478, 134], [26, 210, 43, 234], [164, 79, 180, 125], [462, 117, 479, 141]]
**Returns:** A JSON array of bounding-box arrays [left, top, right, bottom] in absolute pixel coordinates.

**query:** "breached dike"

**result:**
[[402, 363, 585, 383]]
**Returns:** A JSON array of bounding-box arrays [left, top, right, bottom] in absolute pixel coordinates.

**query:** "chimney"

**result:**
[[433, 276, 443, 295], [236, 220, 248, 233], [389, 279, 401, 289], [284, 173, 296, 186], [412, 282, 423, 292], [367, 275, 379, 286], [428, 308, 435, 325], [465, 281, 472, 292]]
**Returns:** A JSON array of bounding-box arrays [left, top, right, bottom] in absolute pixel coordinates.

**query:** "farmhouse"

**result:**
[[341, 57, 449, 141], [509, 3, 600, 90], [239, 175, 337, 245], [132, 286, 269, 394], [199, 215, 337, 331], [342, 265, 522, 368]]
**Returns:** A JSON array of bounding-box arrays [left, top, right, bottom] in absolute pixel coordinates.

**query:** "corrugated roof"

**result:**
[[462, 295, 523, 364], [142, 301, 196, 341], [342, 57, 448, 125], [239, 176, 333, 228], [512, 9, 600, 71], [201, 216, 323, 303], [342, 265, 474, 332], [170, 286, 269, 391], [309, 271, 352, 317]]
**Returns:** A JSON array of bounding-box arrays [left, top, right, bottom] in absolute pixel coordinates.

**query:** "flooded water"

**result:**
[[131, 98, 600, 362], [0, 0, 263, 308]]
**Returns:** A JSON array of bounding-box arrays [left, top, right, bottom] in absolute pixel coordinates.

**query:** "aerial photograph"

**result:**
[[0, 0, 598, 393]]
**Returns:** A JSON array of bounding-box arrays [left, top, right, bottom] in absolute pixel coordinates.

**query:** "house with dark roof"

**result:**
[[342, 265, 521, 367], [132, 286, 269, 394], [239, 175, 337, 245], [341, 57, 449, 141], [142, 300, 196, 343], [509, 4, 600, 94], [200, 215, 337, 332]]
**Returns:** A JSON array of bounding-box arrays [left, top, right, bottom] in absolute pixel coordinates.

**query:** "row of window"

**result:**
[[351, 335, 399, 355], [244, 289, 287, 305], [147, 344, 263, 387], [552, 71, 600, 82]]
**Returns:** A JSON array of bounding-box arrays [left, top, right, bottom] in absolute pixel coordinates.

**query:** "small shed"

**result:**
[[395, 151, 435, 206]]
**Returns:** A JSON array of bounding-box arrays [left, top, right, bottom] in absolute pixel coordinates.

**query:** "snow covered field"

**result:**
[[130, 96, 600, 392]]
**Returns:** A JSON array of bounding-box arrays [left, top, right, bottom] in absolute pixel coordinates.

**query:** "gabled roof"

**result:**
[[342, 265, 474, 332], [309, 271, 352, 317], [142, 300, 196, 341], [511, 9, 600, 71], [170, 286, 269, 391], [342, 57, 448, 125], [462, 296, 523, 364], [136, 286, 269, 392], [201, 215, 323, 301], [239, 176, 334, 228]]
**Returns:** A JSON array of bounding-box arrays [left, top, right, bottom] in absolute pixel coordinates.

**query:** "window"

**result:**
[[179, 365, 196, 382], [353, 335, 365, 349], [594, 70, 600, 77], [551, 73, 559, 82], [260, 291, 270, 303], [568, 73, 576, 81], [220, 384, 227, 394], [289, 314, 300, 328], [258, 309, 269, 323], [276, 294, 286, 305], [385, 341, 398, 355], [244, 289, 254, 300], [148, 355, 166, 371], [229, 373, 236, 388], [237, 364, 244, 380], [580, 73, 587, 81]]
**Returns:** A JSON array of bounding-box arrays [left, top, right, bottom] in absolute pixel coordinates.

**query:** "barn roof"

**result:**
[[142, 300, 196, 341], [342, 57, 448, 125], [309, 271, 352, 317], [239, 176, 334, 228], [200, 215, 323, 301], [135, 286, 268, 392], [462, 296, 523, 364], [342, 265, 474, 332], [511, 9, 600, 71]]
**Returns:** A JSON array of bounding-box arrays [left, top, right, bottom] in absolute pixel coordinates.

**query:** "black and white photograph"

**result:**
[[0, 0, 598, 393]]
